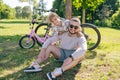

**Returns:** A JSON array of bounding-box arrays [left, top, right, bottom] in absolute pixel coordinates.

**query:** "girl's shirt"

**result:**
[[42, 32, 87, 60], [51, 19, 70, 36]]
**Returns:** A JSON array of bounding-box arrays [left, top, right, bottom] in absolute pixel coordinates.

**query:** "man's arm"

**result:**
[[71, 36, 87, 60], [42, 35, 60, 49]]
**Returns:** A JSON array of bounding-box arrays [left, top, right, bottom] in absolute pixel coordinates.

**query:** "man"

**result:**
[[24, 18, 87, 80]]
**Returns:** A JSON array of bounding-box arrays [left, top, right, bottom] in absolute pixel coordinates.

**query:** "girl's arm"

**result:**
[[64, 20, 70, 29], [51, 27, 58, 36]]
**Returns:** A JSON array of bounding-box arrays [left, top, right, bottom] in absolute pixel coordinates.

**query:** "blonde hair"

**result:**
[[47, 12, 60, 23], [71, 17, 81, 25], [70, 17, 82, 37]]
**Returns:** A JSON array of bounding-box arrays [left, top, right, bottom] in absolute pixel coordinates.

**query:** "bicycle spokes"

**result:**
[[19, 35, 35, 49]]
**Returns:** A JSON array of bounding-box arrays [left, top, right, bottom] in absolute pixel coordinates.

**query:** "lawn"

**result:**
[[0, 21, 120, 80]]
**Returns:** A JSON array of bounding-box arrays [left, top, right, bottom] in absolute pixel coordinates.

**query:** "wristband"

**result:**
[[69, 55, 74, 61]]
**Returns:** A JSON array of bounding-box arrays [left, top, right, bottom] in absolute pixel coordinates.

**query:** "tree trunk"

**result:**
[[65, 0, 72, 19], [82, 8, 86, 33], [82, 8, 85, 24]]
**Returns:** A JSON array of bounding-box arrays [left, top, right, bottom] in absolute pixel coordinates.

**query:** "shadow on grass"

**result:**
[[0, 26, 5, 29], [0, 59, 82, 80], [85, 50, 97, 59], [0, 35, 82, 80], [0, 34, 97, 80], [0, 56, 81, 80], [0, 35, 40, 67]]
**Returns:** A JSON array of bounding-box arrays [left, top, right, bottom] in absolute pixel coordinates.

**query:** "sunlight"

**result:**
[[0, 64, 26, 78]]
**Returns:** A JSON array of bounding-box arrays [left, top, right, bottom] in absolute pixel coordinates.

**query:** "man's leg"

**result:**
[[61, 57, 84, 72], [24, 45, 61, 73], [36, 45, 61, 64], [47, 56, 84, 79]]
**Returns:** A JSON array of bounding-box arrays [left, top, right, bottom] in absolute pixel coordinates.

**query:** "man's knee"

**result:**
[[47, 45, 56, 51]]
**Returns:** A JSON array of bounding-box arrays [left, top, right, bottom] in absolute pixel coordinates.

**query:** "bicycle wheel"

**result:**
[[35, 23, 51, 46], [19, 35, 35, 49], [81, 23, 101, 50]]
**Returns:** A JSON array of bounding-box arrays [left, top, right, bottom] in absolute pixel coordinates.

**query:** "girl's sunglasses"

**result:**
[[69, 25, 78, 29]]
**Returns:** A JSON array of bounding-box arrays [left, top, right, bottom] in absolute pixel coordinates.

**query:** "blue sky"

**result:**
[[3, 0, 54, 10]]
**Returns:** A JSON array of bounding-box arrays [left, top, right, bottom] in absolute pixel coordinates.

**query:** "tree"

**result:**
[[72, 0, 104, 23], [15, 6, 22, 19], [0, 0, 15, 19], [38, 0, 46, 15], [22, 6, 32, 19], [65, 0, 72, 19], [0, 0, 3, 19], [7, 8, 16, 19], [112, 8, 120, 29], [19, 0, 46, 19], [96, 0, 119, 20], [0, 0, 3, 12], [53, 0, 65, 17], [53, 0, 104, 23]]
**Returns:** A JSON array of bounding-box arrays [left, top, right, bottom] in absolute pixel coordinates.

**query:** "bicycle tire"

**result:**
[[35, 23, 101, 50], [19, 35, 35, 49], [81, 23, 101, 50], [35, 23, 49, 46]]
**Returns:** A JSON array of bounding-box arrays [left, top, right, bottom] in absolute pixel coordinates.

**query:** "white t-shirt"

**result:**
[[42, 32, 87, 60]]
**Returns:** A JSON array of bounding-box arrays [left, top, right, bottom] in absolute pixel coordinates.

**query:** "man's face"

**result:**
[[68, 25, 79, 34]]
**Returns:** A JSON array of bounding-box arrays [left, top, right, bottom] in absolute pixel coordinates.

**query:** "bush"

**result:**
[[94, 19, 112, 27], [94, 8, 120, 29], [111, 8, 120, 29]]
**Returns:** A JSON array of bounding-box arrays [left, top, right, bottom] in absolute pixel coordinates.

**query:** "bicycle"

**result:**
[[19, 9, 101, 50], [19, 19, 51, 49]]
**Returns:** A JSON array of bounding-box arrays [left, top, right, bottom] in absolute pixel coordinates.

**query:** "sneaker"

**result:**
[[24, 62, 42, 72], [46, 72, 56, 80], [52, 68, 62, 76]]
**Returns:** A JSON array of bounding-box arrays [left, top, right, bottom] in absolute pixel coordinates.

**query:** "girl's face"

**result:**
[[50, 17, 61, 26]]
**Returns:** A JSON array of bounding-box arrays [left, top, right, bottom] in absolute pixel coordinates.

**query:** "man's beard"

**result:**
[[68, 29, 76, 35]]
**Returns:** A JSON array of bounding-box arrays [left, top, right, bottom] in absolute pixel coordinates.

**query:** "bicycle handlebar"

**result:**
[[31, 19, 39, 24]]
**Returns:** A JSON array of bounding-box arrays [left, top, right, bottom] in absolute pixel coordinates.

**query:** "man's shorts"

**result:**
[[57, 48, 75, 61]]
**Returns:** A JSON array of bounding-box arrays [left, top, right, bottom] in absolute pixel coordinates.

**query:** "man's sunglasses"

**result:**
[[69, 25, 78, 29]]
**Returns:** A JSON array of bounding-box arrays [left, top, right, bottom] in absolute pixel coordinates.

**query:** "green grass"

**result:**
[[0, 22, 120, 80], [0, 19, 30, 24]]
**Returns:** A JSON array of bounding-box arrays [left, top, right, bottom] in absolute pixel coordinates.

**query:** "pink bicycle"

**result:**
[[19, 19, 51, 49]]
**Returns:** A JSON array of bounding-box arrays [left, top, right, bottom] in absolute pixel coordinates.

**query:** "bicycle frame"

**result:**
[[26, 25, 50, 44]]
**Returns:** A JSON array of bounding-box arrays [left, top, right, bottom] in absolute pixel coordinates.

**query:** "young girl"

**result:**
[[47, 12, 70, 36]]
